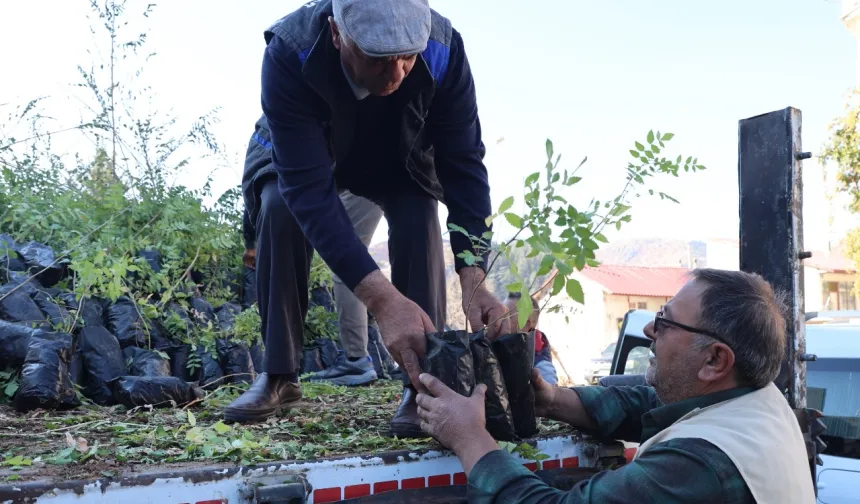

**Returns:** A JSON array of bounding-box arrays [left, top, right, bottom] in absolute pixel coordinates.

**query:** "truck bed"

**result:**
[[0, 379, 580, 484]]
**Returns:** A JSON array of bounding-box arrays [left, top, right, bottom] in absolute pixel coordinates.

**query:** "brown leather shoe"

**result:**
[[223, 373, 302, 423], [387, 385, 427, 438]]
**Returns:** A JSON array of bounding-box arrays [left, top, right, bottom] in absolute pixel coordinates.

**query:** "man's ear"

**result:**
[[328, 16, 342, 50], [697, 344, 735, 383]]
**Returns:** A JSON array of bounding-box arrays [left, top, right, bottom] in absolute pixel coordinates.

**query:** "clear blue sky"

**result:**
[[0, 0, 855, 249]]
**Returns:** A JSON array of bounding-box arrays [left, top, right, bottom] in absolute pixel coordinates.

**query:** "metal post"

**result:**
[[737, 107, 806, 410]]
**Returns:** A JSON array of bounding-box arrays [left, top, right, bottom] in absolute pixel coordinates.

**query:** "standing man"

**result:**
[[240, 114, 384, 388], [225, 0, 509, 438]]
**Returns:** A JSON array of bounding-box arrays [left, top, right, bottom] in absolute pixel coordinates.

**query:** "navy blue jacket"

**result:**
[[249, 0, 491, 291]]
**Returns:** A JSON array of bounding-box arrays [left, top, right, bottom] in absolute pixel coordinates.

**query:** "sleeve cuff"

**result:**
[[467, 449, 540, 499], [329, 244, 380, 292]]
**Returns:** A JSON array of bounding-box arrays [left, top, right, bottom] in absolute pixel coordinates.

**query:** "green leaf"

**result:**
[[555, 260, 573, 276], [506, 282, 523, 292], [546, 139, 554, 160], [595, 233, 608, 243], [552, 274, 565, 296], [517, 293, 533, 330], [213, 421, 231, 434], [525, 172, 540, 186], [629, 149, 640, 158], [662, 132, 675, 141], [647, 130, 655, 144], [498, 196, 514, 214], [484, 215, 494, 227], [186, 410, 196, 427], [504, 212, 523, 228], [635, 141, 645, 152], [564, 176, 582, 186], [537, 255, 555, 276]]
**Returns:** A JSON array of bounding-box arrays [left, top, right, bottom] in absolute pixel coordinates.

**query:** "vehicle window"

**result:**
[[806, 358, 860, 460], [602, 343, 616, 358], [624, 346, 651, 374]]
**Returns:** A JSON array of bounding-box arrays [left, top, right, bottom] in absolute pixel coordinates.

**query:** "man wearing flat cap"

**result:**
[[225, 0, 509, 438]]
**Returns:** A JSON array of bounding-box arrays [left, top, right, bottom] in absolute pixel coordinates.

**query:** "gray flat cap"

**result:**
[[333, 0, 431, 58]]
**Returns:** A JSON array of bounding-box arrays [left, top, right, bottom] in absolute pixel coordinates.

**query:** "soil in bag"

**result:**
[[249, 342, 264, 374], [59, 293, 104, 328], [215, 302, 242, 332], [109, 376, 201, 408], [470, 331, 516, 441], [0, 320, 36, 369], [0, 284, 47, 326], [301, 346, 323, 374], [31, 290, 72, 329], [366, 319, 395, 380], [105, 296, 147, 348], [218, 340, 255, 385], [188, 296, 217, 327], [197, 346, 224, 390], [69, 345, 83, 386], [14, 331, 79, 412], [492, 332, 538, 439], [123, 346, 171, 377], [79, 326, 126, 405], [423, 330, 474, 397], [15, 241, 64, 287], [241, 266, 257, 309], [317, 339, 340, 369], [168, 344, 197, 382]]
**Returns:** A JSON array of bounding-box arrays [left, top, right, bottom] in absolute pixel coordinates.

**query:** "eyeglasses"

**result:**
[[654, 315, 734, 350]]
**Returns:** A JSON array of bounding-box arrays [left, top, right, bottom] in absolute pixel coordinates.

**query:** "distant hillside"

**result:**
[[367, 237, 709, 328], [595, 238, 707, 268]]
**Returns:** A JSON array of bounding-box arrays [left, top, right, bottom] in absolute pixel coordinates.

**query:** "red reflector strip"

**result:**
[[313, 487, 342, 503], [453, 472, 467, 485], [542, 459, 561, 470], [401, 477, 425, 489], [563, 457, 579, 468], [624, 448, 637, 463], [428, 474, 451, 487], [344, 483, 371, 498], [374, 480, 398, 494], [523, 462, 538, 472]]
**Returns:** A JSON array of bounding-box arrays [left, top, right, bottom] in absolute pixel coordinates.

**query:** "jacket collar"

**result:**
[[640, 386, 757, 443]]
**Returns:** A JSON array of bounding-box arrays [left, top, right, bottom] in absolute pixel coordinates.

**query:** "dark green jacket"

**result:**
[[468, 385, 758, 503]]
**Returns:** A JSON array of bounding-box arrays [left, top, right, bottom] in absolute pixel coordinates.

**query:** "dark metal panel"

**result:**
[[737, 106, 807, 409]]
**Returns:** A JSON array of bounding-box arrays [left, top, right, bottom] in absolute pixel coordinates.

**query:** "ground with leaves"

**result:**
[[0, 379, 577, 483]]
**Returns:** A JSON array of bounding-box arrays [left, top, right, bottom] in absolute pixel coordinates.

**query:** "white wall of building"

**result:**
[[537, 274, 607, 386]]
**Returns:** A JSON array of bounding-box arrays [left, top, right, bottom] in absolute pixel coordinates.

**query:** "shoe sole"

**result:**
[[310, 370, 378, 387], [223, 398, 302, 424]]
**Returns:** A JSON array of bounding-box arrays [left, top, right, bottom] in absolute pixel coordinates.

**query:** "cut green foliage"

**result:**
[[0, 380, 576, 481], [452, 133, 705, 330]]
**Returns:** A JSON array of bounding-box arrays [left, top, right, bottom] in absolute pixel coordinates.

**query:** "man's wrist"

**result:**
[[458, 266, 486, 293], [452, 428, 499, 476], [354, 270, 397, 313]]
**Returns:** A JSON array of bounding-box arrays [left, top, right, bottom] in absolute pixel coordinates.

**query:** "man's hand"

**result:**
[[531, 368, 557, 418], [356, 270, 435, 391], [416, 373, 499, 475], [243, 248, 257, 270], [459, 267, 510, 340]]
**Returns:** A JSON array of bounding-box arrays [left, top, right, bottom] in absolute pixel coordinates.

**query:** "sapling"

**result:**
[[451, 131, 706, 332]]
